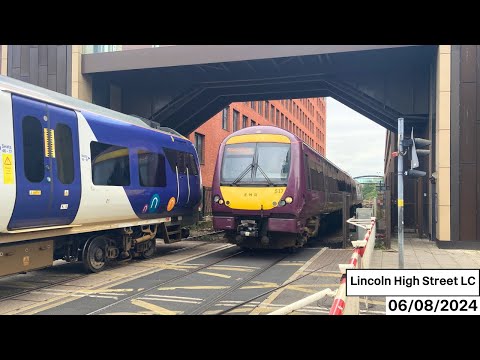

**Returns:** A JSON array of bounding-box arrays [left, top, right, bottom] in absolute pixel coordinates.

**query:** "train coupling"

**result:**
[[238, 220, 259, 237]]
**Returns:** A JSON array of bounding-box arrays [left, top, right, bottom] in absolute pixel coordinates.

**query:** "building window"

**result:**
[[55, 123, 74, 184], [91, 142, 130, 186], [251, 101, 256, 110], [270, 105, 275, 123], [276, 109, 280, 126], [251, 120, 256, 126], [281, 113, 284, 129], [195, 133, 205, 164], [233, 110, 239, 132], [222, 107, 229, 130], [265, 101, 269, 120], [242, 115, 248, 128], [258, 101, 263, 116], [22, 116, 44, 183], [138, 151, 167, 187]]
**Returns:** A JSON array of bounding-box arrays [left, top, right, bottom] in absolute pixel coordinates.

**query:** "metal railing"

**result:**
[[201, 186, 212, 219]]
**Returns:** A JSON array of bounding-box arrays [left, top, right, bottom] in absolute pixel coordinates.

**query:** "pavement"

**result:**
[[371, 234, 480, 269]]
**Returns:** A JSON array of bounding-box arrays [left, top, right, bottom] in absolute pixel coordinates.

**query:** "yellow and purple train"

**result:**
[[212, 126, 362, 250]]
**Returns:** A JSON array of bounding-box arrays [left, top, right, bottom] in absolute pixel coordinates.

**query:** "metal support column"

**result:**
[[397, 117, 404, 269], [385, 189, 392, 249], [342, 192, 350, 249]]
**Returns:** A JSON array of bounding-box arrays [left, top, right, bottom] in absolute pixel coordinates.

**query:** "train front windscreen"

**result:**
[[220, 142, 291, 186]]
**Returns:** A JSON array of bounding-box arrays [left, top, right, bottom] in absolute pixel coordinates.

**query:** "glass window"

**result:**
[[251, 120, 256, 127], [163, 148, 199, 175], [250, 101, 256, 110], [258, 101, 263, 115], [90, 141, 130, 186], [221, 143, 290, 185], [242, 115, 248, 128], [233, 110, 239, 132], [270, 105, 275, 123], [138, 151, 166, 187], [22, 116, 44, 183], [195, 133, 205, 164], [265, 101, 269, 120], [55, 123, 74, 184], [222, 107, 229, 130]]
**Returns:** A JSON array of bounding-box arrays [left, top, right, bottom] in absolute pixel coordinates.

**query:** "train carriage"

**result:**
[[212, 125, 362, 250], [0, 75, 201, 276]]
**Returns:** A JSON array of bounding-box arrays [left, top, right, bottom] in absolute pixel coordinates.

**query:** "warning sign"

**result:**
[[2, 154, 14, 184]]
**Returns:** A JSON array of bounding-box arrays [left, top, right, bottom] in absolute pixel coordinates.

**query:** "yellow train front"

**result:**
[[212, 126, 361, 250]]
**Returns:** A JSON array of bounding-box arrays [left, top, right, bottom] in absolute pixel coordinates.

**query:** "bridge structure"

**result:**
[[0, 45, 475, 245]]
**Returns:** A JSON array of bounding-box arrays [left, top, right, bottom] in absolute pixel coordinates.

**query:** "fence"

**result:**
[[201, 186, 212, 219]]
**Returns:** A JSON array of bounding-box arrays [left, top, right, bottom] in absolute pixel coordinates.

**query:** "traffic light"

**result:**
[[402, 128, 431, 178]]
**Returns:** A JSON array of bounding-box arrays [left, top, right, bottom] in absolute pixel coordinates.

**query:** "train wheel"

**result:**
[[82, 236, 108, 273], [141, 239, 156, 259]]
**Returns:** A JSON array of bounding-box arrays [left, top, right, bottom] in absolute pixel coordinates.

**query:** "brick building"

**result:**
[[188, 98, 326, 187]]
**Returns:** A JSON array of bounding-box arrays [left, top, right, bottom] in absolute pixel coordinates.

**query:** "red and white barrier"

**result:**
[[329, 217, 376, 315]]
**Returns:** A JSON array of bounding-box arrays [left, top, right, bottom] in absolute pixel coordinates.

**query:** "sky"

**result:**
[[325, 98, 386, 178]]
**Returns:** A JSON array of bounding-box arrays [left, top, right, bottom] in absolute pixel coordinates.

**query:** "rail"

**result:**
[[268, 217, 376, 316]]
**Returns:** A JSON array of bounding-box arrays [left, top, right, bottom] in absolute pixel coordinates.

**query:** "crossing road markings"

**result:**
[[158, 285, 229, 291], [197, 271, 232, 279], [250, 247, 328, 315], [240, 281, 278, 290], [131, 299, 177, 315]]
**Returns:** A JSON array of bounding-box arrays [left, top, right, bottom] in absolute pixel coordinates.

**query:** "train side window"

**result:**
[[164, 148, 197, 175], [90, 141, 130, 186], [304, 154, 311, 190], [138, 151, 166, 187], [22, 116, 44, 183], [186, 153, 199, 176], [55, 123, 74, 184]]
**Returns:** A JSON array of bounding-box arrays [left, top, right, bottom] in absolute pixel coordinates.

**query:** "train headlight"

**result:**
[[279, 200, 286, 207], [213, 195, 220, 203], [285, 196, 293, 204], [218, 199, 224, 205]]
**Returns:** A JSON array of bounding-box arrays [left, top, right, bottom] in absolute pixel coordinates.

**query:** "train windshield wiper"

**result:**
[[255, 164, 274, 186], [230, 163, 254, 186]]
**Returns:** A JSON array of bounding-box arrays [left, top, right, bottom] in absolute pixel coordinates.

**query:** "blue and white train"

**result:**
[[0, 75, 202, 276]]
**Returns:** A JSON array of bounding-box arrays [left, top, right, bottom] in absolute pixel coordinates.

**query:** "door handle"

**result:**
[[45, 164, 50, 170], [46, 176, 51, 183]]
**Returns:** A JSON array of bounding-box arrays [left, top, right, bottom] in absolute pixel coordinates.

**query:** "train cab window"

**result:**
[[138, 151, 166, 187], [90, 141, 130, 186], [55, 123, 74, 184], [22, 116, 44, 183]]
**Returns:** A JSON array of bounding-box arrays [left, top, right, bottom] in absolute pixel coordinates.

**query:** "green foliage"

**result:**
[[362, 183, 378, 200]]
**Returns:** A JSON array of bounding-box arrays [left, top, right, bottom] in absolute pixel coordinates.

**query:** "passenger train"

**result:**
[[0, 75, 201, 276], [212, 126, 362, 250]]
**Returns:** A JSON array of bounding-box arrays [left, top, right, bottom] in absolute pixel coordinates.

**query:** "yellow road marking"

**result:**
[[206, 266, 254, 272], [304, 272, 342, 278], [8, 244, 232, 315], [240, 281, 278, 290], [158, 286, 229, 291], [197, 271, 232, 279], [249, 247, 328, 315], [131, 299, 177, 315], [277, 263, 305, 266]]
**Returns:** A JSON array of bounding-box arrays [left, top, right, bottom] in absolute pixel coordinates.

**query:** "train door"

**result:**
[[164, 147, 189, 208], [8, 96, 81, 230]]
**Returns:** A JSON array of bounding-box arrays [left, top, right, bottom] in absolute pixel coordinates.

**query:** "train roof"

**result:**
[[225, 125, 355, 181], [0, 75, 186, 140]]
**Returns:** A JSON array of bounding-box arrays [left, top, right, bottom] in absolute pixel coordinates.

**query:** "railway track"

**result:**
[[0, 231, 225, 304]]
